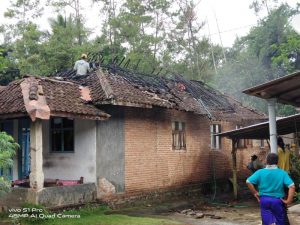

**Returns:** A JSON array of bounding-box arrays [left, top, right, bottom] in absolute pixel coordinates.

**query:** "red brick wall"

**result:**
[[124, 108, 268, 193]]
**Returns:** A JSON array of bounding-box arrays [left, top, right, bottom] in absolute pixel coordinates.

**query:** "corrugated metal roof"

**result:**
[[243, 71, 300, 107], [219, 113, 300, 139]]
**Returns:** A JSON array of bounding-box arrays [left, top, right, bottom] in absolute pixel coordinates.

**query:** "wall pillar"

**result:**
[[29, 119, 44, 190], [267, 98, 277, 153]]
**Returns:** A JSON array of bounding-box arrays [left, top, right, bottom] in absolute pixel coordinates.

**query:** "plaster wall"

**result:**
[[42, 119, 97, 183], [96, 107, 125, 192]]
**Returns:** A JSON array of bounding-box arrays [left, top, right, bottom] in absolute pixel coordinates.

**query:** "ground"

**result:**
[[109, 197, 300, 225], [1, 195, 300, 225]]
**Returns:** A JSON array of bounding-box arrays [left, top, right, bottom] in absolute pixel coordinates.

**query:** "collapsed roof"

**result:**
[[0, 63, 266, 122], [55, 64, 266, 122]]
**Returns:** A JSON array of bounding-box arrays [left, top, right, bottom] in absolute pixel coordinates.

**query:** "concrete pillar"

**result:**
[[267, 98, 277, 153], [29, 119, 44, 190]]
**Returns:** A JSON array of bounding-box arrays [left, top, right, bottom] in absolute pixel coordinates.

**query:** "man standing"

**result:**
[[246, 153, 295, 225], [247, 154, 263, 174], [74, 53, 90, 76], [277, 137, 290, 173]]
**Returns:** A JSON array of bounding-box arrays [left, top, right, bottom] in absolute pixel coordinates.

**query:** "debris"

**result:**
[[180, 209, 192, 214], [187, 211, 196, 216], [210, 215, 222, 219], [98, 178, 116, 197], [195, 212, 204, 219]]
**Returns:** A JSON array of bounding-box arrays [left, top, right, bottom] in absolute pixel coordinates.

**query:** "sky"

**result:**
[[0, 0, 299, 47]]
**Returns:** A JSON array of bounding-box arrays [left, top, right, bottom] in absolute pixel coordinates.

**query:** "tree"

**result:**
[[92, 0, 219, 79], [0, 132, 19, 196], [2, 1, 45, 76], [38, 14, 93, 75], [244, 4, 299, 78], [164, 0, 222, 81], [213, 3, 299, 116], [250, 0, 279, 15], [0, 47, 20, 85], [4, 0, 43, 42], [49, 0, 88, 45], [271, 32, 300, 73]]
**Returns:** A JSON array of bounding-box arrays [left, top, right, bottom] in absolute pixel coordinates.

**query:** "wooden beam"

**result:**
[[0, 113, 27, 120], [231, 138, 238, 199], [50, 112, 110, 121]]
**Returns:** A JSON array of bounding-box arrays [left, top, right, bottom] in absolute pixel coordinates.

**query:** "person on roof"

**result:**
[[246, 153, 295, 225], [74, 53, 90, 76]]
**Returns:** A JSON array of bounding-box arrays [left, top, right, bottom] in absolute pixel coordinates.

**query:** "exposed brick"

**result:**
[[124, 108, 268, 193]]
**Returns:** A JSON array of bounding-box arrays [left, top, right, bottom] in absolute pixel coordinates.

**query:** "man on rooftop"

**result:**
[[74, 53, 90, 76]]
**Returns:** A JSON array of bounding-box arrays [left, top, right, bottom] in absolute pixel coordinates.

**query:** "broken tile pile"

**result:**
[[179, 208, 222, 220]]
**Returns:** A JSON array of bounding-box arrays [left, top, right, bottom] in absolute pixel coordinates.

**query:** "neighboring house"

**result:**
[[0, 65, 267, 207]]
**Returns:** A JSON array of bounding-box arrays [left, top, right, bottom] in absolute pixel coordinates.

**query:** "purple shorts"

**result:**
[[260, 196, 288, 225]]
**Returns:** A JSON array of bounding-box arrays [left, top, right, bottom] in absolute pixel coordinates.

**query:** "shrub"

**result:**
[[0, 131, 19, 196]]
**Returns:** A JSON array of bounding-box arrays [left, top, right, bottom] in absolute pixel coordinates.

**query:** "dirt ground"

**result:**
[[164, 203, 299, 225], [111, 195, 300, 225]]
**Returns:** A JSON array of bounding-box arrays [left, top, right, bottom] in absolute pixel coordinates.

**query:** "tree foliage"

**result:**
[[0, 132, 19, 196], [0, 0, 299, 114], [214, 3, 300, 116]]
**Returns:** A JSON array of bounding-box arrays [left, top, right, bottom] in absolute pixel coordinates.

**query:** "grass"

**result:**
[[1, 205, 180, 225]]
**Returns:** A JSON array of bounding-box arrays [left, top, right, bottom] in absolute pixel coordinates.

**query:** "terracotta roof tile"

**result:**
[[0, 77, 109, 120], [41, 78, 108, 119], [0, 80, 27, 116], [54, 66, 265, 121]]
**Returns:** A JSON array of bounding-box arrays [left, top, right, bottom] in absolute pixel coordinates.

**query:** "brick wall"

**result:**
[[124, 107, 268, 193]]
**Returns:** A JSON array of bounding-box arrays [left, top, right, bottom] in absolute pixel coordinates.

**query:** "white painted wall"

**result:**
[[42, 119, 97, 183]]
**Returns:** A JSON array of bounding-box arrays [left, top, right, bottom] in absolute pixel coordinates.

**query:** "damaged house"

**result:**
[[0, 65, 267, 208]]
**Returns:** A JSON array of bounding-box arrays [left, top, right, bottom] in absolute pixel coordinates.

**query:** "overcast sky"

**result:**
[[0, 0, 299, 47]]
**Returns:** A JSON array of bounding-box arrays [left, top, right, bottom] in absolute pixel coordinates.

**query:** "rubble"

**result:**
[[179, 208, 222, 220]]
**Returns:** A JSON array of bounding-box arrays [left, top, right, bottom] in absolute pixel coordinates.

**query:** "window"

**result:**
[[260, 139, 265, 148], [236, 125, 250, 148], [51, 118, 74, 152], [172, 121, 186, 150], [246, 139, 253, 147], [210, 124, 221, 149]]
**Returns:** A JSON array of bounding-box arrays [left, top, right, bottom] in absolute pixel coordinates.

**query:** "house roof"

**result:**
[[0, 64, 266, 122], [243, 70, 300, 107], [0, 76, 110, 121], [55, 65, 266, 122], [219, 113, 300, 140]]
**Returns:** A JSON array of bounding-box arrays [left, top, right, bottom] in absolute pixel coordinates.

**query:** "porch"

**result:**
[[0, 117, 101, 208]]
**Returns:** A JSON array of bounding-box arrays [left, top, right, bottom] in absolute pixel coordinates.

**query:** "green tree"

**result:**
[[164, 1, 222, 81], [214, 4, 300, 116], [0, 132, 19, 196], [38, 14, 93, 75], [271, 32, 300, 73], [14, 22, 45, 75], [0, 47, 20, 85], [250, 0, 279, 15], [4, 0, 43, 42], [213, 3, 299, 116], [49, 0, 88, 45]]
